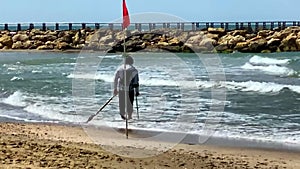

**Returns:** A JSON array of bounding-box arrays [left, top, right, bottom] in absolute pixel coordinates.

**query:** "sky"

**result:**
[[1, 0, 300, 23]]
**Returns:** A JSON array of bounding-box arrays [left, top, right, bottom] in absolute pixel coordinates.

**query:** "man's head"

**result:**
[[125, 55, 134, 65]]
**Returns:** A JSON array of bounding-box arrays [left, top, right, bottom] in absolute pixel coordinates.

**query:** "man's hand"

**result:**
[[135, 92, 140, 96], [113, 89, 118, 96]]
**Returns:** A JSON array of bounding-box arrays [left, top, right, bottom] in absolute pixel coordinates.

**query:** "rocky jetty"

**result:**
[[1, 26, 300, 53]]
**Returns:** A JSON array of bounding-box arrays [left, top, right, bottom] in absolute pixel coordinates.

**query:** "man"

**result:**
[[113, 55, 139, 120]]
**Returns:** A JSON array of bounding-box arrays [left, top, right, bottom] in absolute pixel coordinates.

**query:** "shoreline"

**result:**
[[1, 122, 300, 168], [2, 120, 299, 153], [84, 124, 300, 153]]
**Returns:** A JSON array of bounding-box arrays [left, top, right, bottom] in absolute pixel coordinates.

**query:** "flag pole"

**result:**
[[123, 28, 129, 139], [122, 0, 130, 139]]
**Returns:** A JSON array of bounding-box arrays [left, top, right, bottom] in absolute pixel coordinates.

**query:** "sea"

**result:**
[[0, 51, 299, 149]]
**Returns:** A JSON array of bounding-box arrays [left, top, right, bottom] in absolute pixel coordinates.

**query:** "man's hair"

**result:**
[[125, 56, 134, 65]]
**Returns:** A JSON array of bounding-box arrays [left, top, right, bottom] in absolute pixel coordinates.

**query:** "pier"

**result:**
[[1, 21, 300, 53], [1, 21, 300, 32]]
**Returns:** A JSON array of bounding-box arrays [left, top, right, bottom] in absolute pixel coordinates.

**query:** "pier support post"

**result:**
[[95, 23, 100, 29], [82, 23, 86, 29], [235, 22, 239, 30], [17, 23, 21, 31], [282, 22, 286, 29], [181, 23, 184, 31], [152, 23, 156, 30], [240, 22, 244, 29], [68, 23, 72, 30], [42, 23, 46, 31], [177, 23, 180, 29], [247, 22, 251, 29], [135, 23, 142, 31], [270, 22, 274, 30], [4, 24, 8, 30], [263, 22, 266, 29], [29, 23, 34, 30], [192, 22, 195, 31], [225, 23, 229, 31], [247, 22, 252, 32], [109, 23, 113, 30], [220, 23, 224, 29], [55, 23, 59, 30], [293, 21, 297, 26], [278, 22, 282, 30], [196, 22, 199, 30], [206, 22, 209, 29], [255, 22, 259, 32]]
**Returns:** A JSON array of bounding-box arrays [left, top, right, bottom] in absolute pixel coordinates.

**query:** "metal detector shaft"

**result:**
[[85, 95, 116, 123], [135, 92, 139, 119]]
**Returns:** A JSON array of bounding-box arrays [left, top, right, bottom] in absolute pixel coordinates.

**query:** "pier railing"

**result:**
[[1, 21, 300, 32]]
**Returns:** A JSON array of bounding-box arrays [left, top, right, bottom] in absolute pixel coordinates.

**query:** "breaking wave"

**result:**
[[242, 55, 296, 76]]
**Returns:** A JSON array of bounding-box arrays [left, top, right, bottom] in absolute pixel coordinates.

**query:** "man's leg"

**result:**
[[127, 90, 134, 119], [118, 90, 126, 120]]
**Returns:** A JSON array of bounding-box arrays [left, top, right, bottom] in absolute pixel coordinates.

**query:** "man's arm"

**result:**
[[132, 70, 139, 96], [113, 70, 120, 95]]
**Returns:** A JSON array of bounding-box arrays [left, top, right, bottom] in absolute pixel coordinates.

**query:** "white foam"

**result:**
[[242, 55, 296, 76], [67, 73, 113, 82], [241, 63, 295, 76], [63, 63, 76, 66], [96, 74, 114, 82], [211, 124, 300, 148], [68, 70, 300, 94], [67, 72, 196, 87], [197, 80, 300, 94], [23, 103, 85, 123], [32, 70, 42, 73], [0, 114, 44, 123], [142, 78, 178, 86], [197, 80, 217, 88], [10, 76, 24, 81], [2, 91, 27, 107], [97, 55, 122, 59], [249, 55, 290, 66], [7, 67, 17, 71], [224, 81, 300, 94]]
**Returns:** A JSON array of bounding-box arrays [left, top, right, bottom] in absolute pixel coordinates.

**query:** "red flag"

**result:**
[[122, 0, 130, 29]]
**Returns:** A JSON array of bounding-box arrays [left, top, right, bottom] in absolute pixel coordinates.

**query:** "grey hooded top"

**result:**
[[114, 64, 139, 92]]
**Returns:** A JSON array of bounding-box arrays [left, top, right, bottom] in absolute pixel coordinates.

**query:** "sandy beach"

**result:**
[[0, 122, 298, 169]]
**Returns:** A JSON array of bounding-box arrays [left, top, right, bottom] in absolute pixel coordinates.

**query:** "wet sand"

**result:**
[[0, 122, 299, 169]]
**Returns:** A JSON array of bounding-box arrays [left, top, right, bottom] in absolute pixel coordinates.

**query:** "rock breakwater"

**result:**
[[1, 26, 300, 53]]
